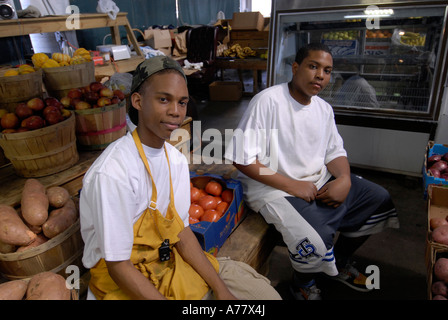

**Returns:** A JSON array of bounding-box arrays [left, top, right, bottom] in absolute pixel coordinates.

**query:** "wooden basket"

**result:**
[[0, 112, 79, 177], [42, 61, 95, 99], [74, 101, 127, 150], [0, 220, 84, 281], [0, 69, 44, 112]]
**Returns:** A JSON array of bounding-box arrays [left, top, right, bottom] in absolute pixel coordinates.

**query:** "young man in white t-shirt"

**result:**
[[80, 56, 281, 300], [225, 43, 399, 300]]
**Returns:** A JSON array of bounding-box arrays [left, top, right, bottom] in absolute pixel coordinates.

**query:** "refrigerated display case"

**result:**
[[267, 0, 448, 176]]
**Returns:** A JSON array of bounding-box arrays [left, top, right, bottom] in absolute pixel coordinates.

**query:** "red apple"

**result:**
[[67, 88, 83, 99], [21, 115, 45, 130], [113, 89, 125, 100], [84, 91, 99, 104], [75, 101, 91, 110], [26, 97, 45, 111], [81, 85, 91, 94], [110, 96, 121, 105], [45, 111, 64, 125], [43, 105, 60, 117], [15, 103, 34, 119], [90, 81, 104, 92], [1, 112, 19, 129], [45, 97, 63, 110], [97, 97, 111, 107], [99, 87, 114, 98]]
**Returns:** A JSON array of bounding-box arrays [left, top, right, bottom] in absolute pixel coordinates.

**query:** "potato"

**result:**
[[16, 233, 48, 252], [26, 271, 71, 300], [21, 179, 48, 226], [434, 257, 448, 283], [432, 225, 448, 245], [432, 281, 448, 297], [0, 204, 37, 246], [42, 199, 77, 238], [0, 280, 28, 300], [47, 186, 70, 208]]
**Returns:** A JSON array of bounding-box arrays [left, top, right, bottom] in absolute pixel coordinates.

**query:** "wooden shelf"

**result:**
[[0, 12, 144, 76]]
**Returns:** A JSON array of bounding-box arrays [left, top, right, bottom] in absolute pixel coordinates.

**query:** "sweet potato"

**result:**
[[21, 179, 48, 226], [16, 233, 48, 252], [0, 239, 16, 253], [0, 280, 28, 300], [26, 271, 71, 300], [434, 257, 448, 283], [0, 204, 37, 246], [47, 186, 70, 208], [42, 199, 77, 238], [432, 225, 448, 245]]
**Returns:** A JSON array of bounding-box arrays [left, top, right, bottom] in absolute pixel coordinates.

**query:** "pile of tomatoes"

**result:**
[[189, 179, 234, 224]]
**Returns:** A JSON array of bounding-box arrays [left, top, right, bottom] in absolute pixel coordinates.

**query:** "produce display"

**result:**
[[426, 152, 448, 180], [222, 44, 257, 59], [1, 64, 36, 77], [365, 29, 392, 39], [61, 81, 125, 110], [0, 179, 78, 254], [399, 31, 425, 46], [0, 96, 71, 133], [189, 179, 234, 224], [0, 271, 72, 300], [31, 48, 92, 69], [322, 30, 358, 40]]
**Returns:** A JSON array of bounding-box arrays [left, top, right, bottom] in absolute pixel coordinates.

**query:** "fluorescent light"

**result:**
[[364, 8, 394, 15], [344, 8, 394, 19]]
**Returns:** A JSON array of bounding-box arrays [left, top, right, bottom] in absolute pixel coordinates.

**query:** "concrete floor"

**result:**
[[192, 69, 429, 300]]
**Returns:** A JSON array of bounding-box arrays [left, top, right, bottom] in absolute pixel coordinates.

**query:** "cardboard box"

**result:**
[[427, 185, 448, 247], [209, 81, 242, 101], [425, 244, 448, 300], [189, 172, 245, 256], [144, 29, 172, 49], [423, 141, 448, 198], [232, 12, 264, 31]]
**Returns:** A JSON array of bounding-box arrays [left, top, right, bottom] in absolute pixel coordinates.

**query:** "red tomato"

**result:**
[[214, 196, 222, 204], [221, 189, 233, 203], [198, 195, 218, 210], [189, 203, 204, 220], [205, 180, 222, 196], [201, 209, 221, 222], [197, 188, 208, 200], [190, 187, 201, 203], [216, 201, 228, 215], [189, 216, 200, 224]]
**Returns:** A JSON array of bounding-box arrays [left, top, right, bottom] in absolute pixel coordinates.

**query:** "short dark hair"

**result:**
[[295, 42, 332, 64]]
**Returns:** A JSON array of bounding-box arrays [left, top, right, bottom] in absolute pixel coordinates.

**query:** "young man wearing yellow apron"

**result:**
[[80, 56, 281, 300]]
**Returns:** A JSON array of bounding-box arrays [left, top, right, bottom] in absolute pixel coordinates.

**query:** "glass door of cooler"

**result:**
[[269, 5, 448, 121]]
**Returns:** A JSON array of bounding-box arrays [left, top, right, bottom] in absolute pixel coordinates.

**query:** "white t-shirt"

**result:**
[[80, 131, 191, 269], [224, 82, 347, 212]]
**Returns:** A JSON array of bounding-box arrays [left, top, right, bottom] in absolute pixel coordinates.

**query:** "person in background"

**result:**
[[334, 73, 380, 108], [80, 55, 281, 300], [224, 42, 399, 300]]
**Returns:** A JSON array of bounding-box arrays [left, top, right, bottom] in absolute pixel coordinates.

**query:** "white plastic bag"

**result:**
[[96, 0, 120, 20]]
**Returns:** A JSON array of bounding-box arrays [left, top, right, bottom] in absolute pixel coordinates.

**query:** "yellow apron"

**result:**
[[89, 130, 219, 300]]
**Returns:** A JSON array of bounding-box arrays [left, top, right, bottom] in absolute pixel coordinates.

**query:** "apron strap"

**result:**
[[132, 129, 158, 210]]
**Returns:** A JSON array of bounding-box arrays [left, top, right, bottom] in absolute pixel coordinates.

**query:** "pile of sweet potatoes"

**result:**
[[0, 179, 78, 253], [0, 271, 72, 300]]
